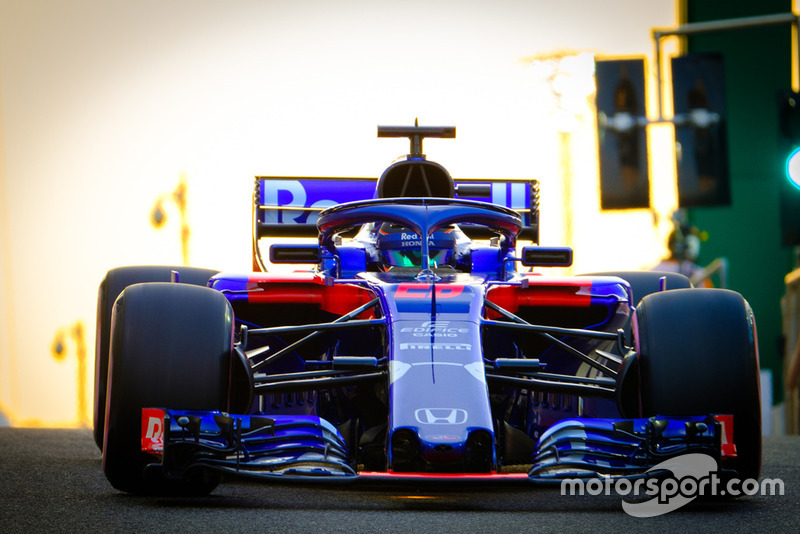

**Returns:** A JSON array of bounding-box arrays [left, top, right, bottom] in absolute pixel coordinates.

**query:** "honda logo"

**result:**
[[414, 408, 468, 425]]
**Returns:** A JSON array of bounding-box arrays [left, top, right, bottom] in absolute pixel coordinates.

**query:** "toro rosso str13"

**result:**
[[94, 124, 761, 494]]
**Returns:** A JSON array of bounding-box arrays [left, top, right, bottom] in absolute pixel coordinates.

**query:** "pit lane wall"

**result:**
[[784, 267, 800, 434]]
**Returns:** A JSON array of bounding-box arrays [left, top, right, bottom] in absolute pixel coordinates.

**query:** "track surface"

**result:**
[[0, 428, 798, 533]]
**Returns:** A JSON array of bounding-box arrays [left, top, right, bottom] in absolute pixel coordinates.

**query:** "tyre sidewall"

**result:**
[[94, 266, 218, 449], [635, 288, 761, 480], [102, 282, 232, 494]]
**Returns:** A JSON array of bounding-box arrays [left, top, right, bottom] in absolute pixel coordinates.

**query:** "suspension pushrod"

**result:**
[[253, 369, 351, 384], [248, 318, 384, 337], [254, 371, 386, 394], [486, 368, 616, 387], [486, 374, 616, 398], [482, 318, 618, 341], [250, 298, 382, 372], [484, 301, 618, 379]]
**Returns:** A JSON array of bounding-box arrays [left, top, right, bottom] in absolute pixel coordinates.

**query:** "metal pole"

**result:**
[[795, 15, 800, 91], [654, 33, 664, 122], [651, 12, 799, 120], [653, 13, 797, 38]]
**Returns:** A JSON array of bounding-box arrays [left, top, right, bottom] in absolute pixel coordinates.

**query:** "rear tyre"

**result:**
[[581, 270, 691, 307], [94, 266, 219, 450], [634, 288, 761, 480], [582, 271, 692, 358], [102, 282, 233, 494]]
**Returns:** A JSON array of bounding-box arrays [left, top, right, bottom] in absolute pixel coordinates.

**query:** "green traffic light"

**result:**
[[787, 147, 800, 190]]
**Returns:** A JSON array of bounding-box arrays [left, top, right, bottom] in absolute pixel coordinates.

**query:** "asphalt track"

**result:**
[[0, 428, 798, 533]]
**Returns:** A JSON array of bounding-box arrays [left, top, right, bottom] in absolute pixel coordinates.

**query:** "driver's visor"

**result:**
[[383, 249, 453, 268]]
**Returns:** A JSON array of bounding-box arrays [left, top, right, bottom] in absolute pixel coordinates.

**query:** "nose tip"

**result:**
[[389, 428, 495, 473], [389, 428, 423, 472]]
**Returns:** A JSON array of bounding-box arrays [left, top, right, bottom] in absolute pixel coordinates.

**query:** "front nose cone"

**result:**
[[389, 428, 494, 473], [390, 428, 423, 472]]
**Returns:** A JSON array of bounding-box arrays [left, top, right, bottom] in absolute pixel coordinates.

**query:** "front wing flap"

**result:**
[[142, 408, 357, 481], [529, 414, 736, 482]]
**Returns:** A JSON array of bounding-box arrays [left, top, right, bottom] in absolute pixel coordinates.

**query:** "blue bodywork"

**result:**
[[140, 125, 740, 484]]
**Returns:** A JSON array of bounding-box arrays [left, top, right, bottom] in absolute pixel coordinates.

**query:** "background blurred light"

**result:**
[[787, 147, 800, 189], [0, 0, 677, 427]]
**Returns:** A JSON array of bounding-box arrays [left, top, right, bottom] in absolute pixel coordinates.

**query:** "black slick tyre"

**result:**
[[102, 282, 233, 494], [634, 288, 761, 480], [93, 266, 218, 450]]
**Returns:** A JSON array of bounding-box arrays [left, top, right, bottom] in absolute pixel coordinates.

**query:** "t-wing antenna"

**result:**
[[377, 119, 456, 158]]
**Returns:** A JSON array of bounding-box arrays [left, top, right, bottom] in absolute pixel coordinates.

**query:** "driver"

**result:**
[[375, 223, 458, 270]]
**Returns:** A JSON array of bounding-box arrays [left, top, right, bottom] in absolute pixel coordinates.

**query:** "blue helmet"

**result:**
[[376, 224, 457, 269]]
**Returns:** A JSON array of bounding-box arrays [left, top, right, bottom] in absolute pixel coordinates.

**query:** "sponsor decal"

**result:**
[[260, 180, 532, 225], [261, 180, 372, 224], [141, 408, 165, 452], [399, 342, 472, 351], [395, 284, 465, 299], [415, 408, 469, 425], [400, 321, 471, 338], [400, 232, 422, 247]]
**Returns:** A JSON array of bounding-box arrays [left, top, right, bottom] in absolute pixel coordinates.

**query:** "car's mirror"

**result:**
[[520, 246, 573, 267], [269, 244, 320, 263]]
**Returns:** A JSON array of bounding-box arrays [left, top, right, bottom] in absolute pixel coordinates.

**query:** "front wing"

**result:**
[[141, 408, 738, 484]]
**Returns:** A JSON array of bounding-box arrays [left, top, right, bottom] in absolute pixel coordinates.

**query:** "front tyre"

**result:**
[[634, 288, 761, 480], [102, 282, 234, 494], [94, 266, 219, 450]]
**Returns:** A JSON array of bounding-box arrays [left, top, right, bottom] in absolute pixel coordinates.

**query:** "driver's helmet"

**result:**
[[376, 223, 457, 269]]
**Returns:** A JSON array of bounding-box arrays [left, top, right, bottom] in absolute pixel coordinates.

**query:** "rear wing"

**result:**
[[253, 176, 540, 267]]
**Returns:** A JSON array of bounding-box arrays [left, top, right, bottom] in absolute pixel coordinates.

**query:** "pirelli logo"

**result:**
[[399, 343, 472, 351]]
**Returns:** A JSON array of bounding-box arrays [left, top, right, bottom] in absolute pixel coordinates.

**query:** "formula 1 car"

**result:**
[[93, 123, 761, 495]]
